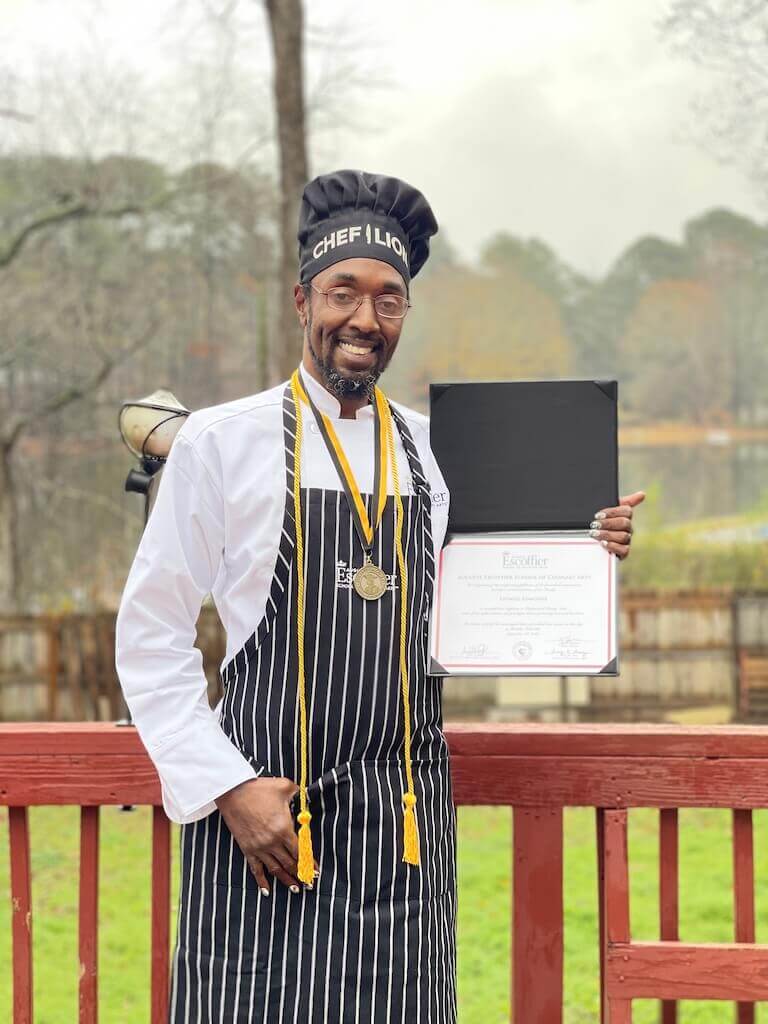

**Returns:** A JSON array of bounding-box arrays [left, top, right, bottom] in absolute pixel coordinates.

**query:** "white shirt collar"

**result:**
[[298, 362, 374, 421]]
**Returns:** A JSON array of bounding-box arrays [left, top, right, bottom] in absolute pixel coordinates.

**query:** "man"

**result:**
[[115, 169, 643, 1022]]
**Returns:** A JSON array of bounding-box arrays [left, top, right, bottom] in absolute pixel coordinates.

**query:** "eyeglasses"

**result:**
[[310, 283, 411, 319]]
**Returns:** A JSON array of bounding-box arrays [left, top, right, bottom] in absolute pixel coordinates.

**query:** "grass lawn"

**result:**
[[2, 804, 768, 1022]]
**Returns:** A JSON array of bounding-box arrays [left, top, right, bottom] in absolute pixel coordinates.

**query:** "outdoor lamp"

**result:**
[[118, 388, 189, 523], [116, 388, 189, 744]]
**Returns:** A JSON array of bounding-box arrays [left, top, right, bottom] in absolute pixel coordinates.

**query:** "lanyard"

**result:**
[[293, 372, 389, 561]]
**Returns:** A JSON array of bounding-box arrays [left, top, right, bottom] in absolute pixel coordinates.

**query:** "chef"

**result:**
[[115, 168, 642, 1023]]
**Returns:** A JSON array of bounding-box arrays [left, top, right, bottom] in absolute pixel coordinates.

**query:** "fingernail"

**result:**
[[594, 511, 606, 519], [589, 520, 600, 530], [589, 529, 600, 538], [290, 885, 300, 894], [260, 888, 270, 898], [306, 882, 314, 891], [601, 540, 608, 548]]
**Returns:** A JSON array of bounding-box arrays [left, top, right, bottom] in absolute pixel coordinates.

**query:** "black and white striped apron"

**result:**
[[169, 383, 457, 1023]]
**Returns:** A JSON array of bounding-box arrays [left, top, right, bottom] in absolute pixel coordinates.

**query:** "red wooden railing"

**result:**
[[4, 722, 768, 1022]]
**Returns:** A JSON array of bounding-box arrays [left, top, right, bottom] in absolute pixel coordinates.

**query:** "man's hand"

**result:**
[[215, 777, 319, 896], [589, 491, 646, 560]]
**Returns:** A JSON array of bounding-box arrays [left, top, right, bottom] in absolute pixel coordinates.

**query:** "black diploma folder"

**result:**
[[429, 379, 619, 533]]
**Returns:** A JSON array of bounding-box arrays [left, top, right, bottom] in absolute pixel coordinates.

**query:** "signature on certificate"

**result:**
[[548, 636, 589, 661]]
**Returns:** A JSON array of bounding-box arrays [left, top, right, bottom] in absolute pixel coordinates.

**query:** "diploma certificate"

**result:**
[[429, 532, 618, 676]]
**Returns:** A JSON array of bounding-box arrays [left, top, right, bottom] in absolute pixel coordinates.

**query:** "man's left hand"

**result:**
[[589, 491, 646, 560]]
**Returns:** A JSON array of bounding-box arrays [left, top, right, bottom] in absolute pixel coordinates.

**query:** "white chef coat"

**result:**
[[114, 363, 450, 825]]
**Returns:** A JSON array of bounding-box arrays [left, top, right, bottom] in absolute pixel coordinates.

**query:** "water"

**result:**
[[620, 441, 768, 525]]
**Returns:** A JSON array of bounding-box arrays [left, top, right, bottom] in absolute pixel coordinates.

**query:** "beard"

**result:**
[[306, 317, 386, 399]]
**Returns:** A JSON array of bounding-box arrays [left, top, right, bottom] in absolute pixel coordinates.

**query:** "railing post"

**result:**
[[659, 808, 678, 1024], [151, 806, 172, 1022], [733, 808, 756, 1024], [79, 805, 100, 1023], [597, 808, 606, 1024], [8, 806, 33, 1024], [601, 809, 632, 1023], [512, 806, 563, 1023]]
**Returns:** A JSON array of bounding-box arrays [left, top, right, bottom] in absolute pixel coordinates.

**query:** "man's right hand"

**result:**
[[214, 777, 319, 896]]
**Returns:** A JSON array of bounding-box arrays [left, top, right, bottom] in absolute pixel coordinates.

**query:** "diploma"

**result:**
[[429, 532, 618, 676]]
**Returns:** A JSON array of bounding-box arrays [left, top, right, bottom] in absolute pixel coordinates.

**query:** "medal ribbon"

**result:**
[[292, 372, 388, 560], [288, 369, 420, 880]]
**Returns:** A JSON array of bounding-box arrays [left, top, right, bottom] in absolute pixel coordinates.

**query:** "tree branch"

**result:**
[[0, 167, 239, 270], [0, 201, 145, 269], [1, 320, 158, 449]]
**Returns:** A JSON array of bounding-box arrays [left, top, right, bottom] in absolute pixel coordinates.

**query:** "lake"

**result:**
[[621, 440, 768, 524]]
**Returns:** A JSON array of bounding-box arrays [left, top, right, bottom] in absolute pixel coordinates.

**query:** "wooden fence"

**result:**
[[3, 592, 768, 723], [0, 609, 225, 722], [4, 722, 768, 1021]]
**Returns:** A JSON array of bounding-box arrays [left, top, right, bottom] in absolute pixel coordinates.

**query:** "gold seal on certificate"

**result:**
[[428, 532, 618, 676]]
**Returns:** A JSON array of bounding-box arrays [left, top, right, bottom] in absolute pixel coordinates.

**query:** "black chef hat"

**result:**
[[297, 169, 438, 289]]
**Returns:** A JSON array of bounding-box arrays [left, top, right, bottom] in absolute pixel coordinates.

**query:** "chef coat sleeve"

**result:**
[[115, 420, 261, 824]]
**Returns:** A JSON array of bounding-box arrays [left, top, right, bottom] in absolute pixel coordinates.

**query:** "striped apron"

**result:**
[[169, 383, 457, 1023]]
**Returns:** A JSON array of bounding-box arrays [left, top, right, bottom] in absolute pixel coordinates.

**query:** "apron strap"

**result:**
[[246, 382, 301, 641], [386, 403, 435, 582], [387, 403, 431, 501]]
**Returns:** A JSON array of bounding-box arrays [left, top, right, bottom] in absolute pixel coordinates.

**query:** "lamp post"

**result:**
[[116, 389, 189, 735], [118, 389, 190, 525]]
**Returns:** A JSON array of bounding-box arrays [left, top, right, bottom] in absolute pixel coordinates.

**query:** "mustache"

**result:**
[[331, 330, 384, 348]]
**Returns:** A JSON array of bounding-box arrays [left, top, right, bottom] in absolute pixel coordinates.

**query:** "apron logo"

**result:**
[[336, 559, 397, 592]]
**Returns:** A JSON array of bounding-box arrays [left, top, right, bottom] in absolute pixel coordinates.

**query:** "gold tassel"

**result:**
[[297, 807, 315, 884], [403, 791, 420, 865], [290, 372, 316, 887]]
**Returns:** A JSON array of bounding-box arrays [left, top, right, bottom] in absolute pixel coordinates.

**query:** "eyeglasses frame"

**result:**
[[309, 282, 411, 320]]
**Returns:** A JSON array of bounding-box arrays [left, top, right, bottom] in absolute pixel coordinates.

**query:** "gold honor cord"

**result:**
[[293, 373, 390, 600], [288, 372, 315, 885], [381, 395, 420, 866], [288, 370, 419, 872]]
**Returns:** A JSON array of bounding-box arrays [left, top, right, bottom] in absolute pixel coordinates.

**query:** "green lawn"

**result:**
[[2, 804, 767, 1022]]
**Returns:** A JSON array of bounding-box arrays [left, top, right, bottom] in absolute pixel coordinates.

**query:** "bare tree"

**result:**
[[264, 0, 307, 383], [0, 322, 158, 614], [1, 197, 149, 269], [662, 1, 768, 194], [0, 0, 386, 614]]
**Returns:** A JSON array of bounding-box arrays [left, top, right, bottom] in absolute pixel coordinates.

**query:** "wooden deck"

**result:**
[[4, 721, 768, 1021]]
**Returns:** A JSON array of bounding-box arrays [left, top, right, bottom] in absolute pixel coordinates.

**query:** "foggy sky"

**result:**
[[6, 0, 765, 276]]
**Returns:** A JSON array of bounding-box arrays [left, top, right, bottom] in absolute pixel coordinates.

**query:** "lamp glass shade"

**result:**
[[119, 389, 189, 459]]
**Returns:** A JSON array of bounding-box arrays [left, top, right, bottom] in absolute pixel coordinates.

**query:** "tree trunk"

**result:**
[[265, 0, 308, 384], [0, 443, 21, 614]]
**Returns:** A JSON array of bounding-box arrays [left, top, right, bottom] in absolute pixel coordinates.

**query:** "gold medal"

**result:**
[[353, 560, 389, 600]]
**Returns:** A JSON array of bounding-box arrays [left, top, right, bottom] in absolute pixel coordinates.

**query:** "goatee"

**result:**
[[309, 338, 380, 399]]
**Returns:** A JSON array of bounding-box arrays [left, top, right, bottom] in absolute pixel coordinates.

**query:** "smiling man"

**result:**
[[115, 169, 642, 1023], [299, 259, 408, 408]]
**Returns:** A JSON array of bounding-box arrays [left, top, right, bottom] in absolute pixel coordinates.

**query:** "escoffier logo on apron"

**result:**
[[335, 559, 397, 592]]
